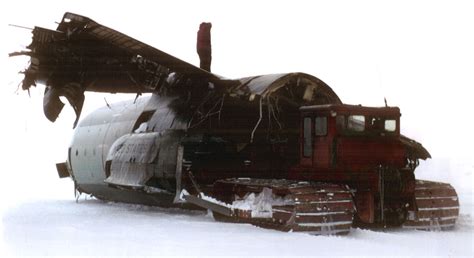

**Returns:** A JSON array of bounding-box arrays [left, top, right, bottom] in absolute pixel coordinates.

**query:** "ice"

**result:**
[[231, 188, 294, 218], [178, 189, 190, 200], [198, 192, 232, 209], [232, 189, 272, 218], [143, 186, 172, 194], [181, 187, 294, 219], [134, 122, 148, 133]]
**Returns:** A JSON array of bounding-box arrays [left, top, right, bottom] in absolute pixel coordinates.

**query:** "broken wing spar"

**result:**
[[10, 12, 221, 127]]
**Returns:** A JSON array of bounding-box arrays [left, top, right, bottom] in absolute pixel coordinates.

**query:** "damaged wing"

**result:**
[[12, 12, 221, 127]]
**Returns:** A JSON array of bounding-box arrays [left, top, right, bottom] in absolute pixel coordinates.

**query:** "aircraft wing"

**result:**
[[12, 12, 223, 127], [12, 12, 341, 129]]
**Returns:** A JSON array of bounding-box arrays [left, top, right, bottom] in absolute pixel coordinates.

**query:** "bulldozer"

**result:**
[[12, 13, 459, 235]]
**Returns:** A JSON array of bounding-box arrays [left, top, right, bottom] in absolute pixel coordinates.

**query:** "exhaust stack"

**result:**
[[197, 22, 212, 72]]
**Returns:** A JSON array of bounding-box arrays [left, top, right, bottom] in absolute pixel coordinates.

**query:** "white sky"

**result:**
[[0, 0, 473, 168]]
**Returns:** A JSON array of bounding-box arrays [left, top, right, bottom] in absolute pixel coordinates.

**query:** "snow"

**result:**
[[193, 191, 233, 209], [231, 187, 294, 218], [1, 1, 473, 256], [1, 185, 472, 256], [1, 158, 472, 257], [134, 122, 148, 133], [186, 186, 296, 219]]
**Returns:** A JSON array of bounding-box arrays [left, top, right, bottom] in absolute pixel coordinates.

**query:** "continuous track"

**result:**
[[403, 180, 459, 230], [213, 179, 355, 235]]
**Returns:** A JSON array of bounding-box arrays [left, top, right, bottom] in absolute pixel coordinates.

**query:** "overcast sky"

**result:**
[[1, 0, 473, 168]]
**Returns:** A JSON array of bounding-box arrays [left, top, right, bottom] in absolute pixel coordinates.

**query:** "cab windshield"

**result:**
[[336, 115, 397, 135]]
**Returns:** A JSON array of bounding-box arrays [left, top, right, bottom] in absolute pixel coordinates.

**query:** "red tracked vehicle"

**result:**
[[189, 103, 459, 234], [12, 12, 459, 235]]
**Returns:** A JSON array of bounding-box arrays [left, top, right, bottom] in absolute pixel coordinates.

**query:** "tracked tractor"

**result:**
[[183, 104, 459, 234]]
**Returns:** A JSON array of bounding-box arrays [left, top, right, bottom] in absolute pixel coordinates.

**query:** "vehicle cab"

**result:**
[[298, 104, 405, 172]]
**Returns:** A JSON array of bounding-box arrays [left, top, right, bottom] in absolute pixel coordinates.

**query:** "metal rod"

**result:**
[[250, 96, 263, 143], [8, 24, 33, 30], [188, 171, 202, 196]]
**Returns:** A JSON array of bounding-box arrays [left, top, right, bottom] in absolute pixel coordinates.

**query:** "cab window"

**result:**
[[348, 115, 365, 132], [315, 116, 327, 136], [384, 120, 396, 132], [303, 117, 312, 157]]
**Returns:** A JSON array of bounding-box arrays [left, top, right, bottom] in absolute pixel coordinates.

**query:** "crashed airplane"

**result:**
[[11, 13, 459, 235]]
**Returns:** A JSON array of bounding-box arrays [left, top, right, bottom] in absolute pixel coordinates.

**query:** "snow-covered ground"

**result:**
[[0, 155, 472, 257], [2, 194, 472, 257]]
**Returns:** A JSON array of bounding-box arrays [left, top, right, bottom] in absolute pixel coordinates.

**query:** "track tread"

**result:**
[[403, 180, 459, 230], [213, 178, 355, 235]]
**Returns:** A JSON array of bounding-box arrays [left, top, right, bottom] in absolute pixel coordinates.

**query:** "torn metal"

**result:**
[[12, 12, 341, 135], [12, 13, 221, 127]]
